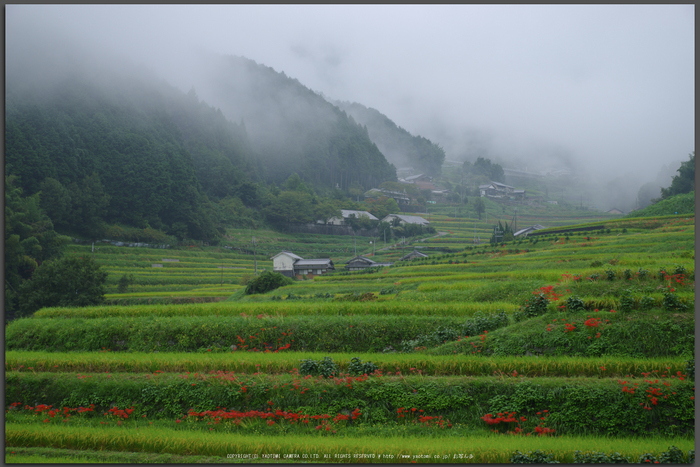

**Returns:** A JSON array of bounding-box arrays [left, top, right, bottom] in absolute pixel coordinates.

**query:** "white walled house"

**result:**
[[271, 251, 303, 277], [271, 251, 335, 278], [327, 210, 378, 226]]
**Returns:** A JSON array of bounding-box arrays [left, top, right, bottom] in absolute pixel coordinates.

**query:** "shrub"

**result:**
[[244, 271, 293, 295], [566, 296, 585, 313], [573, 450, 630, 463], [657, 446, 686, 464], [17, 256, 108, 317], [522, 293, 549, 318], [673, 265, 688, 276], [299, 356, 339, 378], [637, 453, 658, 463], [640, 295, 655, 310], [605, 269, 616, 281], [618, 289, 634, 313], [511, 450, 560, 464], [348, 357, 378, 376], [117, 273, 135, 293], [662, 292, 687, 312]]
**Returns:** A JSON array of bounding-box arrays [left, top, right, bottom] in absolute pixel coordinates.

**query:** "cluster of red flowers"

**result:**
[[9, 403, 96, 424], [105, 406, 135, 419], [481, 411, 524, 427], [481, 410, 554, 436], [397, 407, 452, 429], [662, 273, 690, 287], [618, 369, 693, 411], [584, 317, 601, 328], [534, 285, 563, 301]]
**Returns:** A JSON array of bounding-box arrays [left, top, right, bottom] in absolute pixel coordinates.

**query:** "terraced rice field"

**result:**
[[5, 214, 695, 463]]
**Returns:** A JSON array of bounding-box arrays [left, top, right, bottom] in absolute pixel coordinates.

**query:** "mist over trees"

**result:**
[[175, 53, 397, 192], [5, 34, 407, 244], [332, 101, 446, 176]]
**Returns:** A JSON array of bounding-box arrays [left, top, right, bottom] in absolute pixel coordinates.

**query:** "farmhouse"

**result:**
[[271, 251, 335, 278], [381, 214, 429, 226], [326, 210, 378, 226], [293, 258, 335, 278], [345, 255, 393, 271], [402, 173, 435, 190], [479, 181, 525, 200]]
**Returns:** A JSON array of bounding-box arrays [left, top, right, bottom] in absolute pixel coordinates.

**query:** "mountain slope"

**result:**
[[179, 53, 397, 191], [5, 46, 259, 240], [333, 100, 446, 176]]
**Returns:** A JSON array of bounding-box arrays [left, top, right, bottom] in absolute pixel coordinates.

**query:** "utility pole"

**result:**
[[253, 235, 257, 275]]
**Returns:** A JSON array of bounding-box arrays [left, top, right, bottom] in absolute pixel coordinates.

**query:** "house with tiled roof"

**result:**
[[271, 251, 335, 278], [327, 210, 378, 226], [344, 255, 393, 271]]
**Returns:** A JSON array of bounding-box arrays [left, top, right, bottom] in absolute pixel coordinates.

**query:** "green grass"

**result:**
[[6, 351, 688, 376], [6, 423, 694, 463]]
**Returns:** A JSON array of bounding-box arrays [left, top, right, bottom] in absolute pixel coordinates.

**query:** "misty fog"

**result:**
[[6, 4, 694, 211]]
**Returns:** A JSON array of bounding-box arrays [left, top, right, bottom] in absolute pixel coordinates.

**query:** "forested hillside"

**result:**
[[334, 100, 445, 176], [178, 53, 398, 191], [5, 60, 259, 241], [5, 44, 402, 242]]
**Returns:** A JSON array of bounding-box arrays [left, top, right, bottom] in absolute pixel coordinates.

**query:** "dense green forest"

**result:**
[[333, 100, 446, 176], [5, 68, 245, 241]]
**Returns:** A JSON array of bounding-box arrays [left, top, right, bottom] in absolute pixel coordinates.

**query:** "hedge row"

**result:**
[[5, 314, 510, 353], [6, 372, 694, 437], [7, 310, 694, 358]]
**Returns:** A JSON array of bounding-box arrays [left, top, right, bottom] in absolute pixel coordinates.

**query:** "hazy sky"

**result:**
[[6, 4, 695, 180]]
